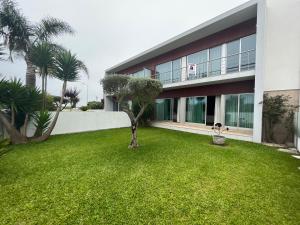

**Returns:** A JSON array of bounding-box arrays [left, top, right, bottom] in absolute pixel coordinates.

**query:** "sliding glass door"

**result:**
[[239, 94, 254, 128], [155, 99, 172, 121], [186, 97, 206, 124], [225, 93, 254, 128], [225, 95, 239, 127]]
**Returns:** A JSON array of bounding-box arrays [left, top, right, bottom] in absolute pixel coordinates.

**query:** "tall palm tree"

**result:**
[[33, 50, 88, 142], [0, 0, 74, 87], [0, 78, 42, 144], [28, 41, 63, 109]]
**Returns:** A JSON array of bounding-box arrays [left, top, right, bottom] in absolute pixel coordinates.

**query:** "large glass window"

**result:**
[[225, 95, 239, 127], [186, 97, 206, 124], [132, 70, 145, 78], [225, 93, 254, 128], [239, 94, 254, 128], [209, 46, 222, 75], [155, 99, 172, 121], [241, 34, 256, 71], [172, 59, 181, 82], [132, 68, 151, 78], [156, 62, 171, 84], [187, 50, 208, 79], [226, 40, 240, 73]]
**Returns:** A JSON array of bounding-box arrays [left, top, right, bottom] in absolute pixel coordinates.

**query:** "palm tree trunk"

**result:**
[[32, 81, 67, 142], [10, 105, 15, 126], [25, 55, 36, 87], [0, 111, 27, 144], [41, 73, 46, 111], [45, 75, 48, 109]]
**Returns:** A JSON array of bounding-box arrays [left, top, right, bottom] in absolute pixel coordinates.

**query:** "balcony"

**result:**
[[154, 49, 256, 87]]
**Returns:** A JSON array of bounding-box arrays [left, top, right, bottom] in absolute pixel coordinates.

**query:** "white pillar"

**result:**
[[253, 0, 266, 143], [214, 96, 221, 124], [220, 94, 226, 125], [179, 97, 186, 123], [181, 56, 187, 82]]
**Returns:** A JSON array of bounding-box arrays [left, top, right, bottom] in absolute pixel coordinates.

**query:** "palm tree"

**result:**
[[33, 50, 88, 142], [28, 41, 63, 109], [0, 78, 42, 144], [0, 0, 74, 87], [65, 88, 80, 109]]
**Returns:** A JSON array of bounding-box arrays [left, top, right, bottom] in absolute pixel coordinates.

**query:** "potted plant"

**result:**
[[211, 123, 229, 145]]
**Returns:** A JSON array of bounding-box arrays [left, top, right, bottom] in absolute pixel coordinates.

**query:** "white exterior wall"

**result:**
[[104, 95, 114, 111], [26, 111, 131, 137], [263, 0, 300, 91]]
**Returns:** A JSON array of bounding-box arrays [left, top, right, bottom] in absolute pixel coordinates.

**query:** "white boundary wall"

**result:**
[[26, 111, 130, 136]]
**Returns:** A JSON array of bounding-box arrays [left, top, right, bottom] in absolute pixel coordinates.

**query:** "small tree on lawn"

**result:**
[[102, 74, 162, 149]]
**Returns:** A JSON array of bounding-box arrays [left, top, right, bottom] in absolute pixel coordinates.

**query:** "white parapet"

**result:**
[[26, 111, 131, 137]]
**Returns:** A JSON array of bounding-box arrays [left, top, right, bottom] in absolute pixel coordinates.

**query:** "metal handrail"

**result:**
[[154, 49, 256, 84]]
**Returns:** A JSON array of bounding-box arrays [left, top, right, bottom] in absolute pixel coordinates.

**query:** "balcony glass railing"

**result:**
[[154, 49, 255, 85]]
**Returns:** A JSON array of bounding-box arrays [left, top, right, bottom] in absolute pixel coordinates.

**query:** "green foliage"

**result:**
[[65, 88, 80, 108], [87, 101, 103, 109], [53, 50, 88, 82], [128, 78, 162, 106], [0, 0, 73, 58], [101, 74, 130, 101], [0, 138, 10, 155], [0, 78, 42, 114], [52, 95, 69, 110], [263, 94, 298, 143], [33, 111, 52, 137], [102, 75, 162, 107], [0, 128, 299, 224], [80, 106, 88, 111], [132, 100, 154, 126]]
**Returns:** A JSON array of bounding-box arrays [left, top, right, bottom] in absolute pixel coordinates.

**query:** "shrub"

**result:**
[[33, 111, 52, 137], [132, 100, 154, 127], [87, 101, 103, 109], [80, 106, 88, 111]]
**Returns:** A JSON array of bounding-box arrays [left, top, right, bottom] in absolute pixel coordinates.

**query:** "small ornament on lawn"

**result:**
[[211, 123, 229, 145]]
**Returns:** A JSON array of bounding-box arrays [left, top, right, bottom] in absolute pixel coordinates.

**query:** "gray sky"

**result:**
[[1, 0, 248, 106]]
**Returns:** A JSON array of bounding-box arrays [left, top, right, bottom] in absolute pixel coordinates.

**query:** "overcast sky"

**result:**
[[1, 0, 248, 106]]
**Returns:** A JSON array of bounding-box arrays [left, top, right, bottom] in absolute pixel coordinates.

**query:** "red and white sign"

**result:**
[[188, 63, 197, 75]]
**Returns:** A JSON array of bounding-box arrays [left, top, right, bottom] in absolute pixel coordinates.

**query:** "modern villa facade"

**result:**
[[104, 0, 300, 148]]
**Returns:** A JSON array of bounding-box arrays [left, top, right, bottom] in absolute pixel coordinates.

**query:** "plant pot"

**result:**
[[212, 135, 226, 145]]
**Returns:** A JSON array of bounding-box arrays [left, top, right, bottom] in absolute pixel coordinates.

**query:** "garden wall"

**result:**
[[26, 111, 131, 137]]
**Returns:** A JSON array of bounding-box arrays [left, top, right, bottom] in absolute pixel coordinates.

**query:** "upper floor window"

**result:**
[[241, 34, 256, 71], [226, 34, 256, 73], [209, 45, 222, 76], [132, 68, 151, 78], [187, 50, 208, 79], [155, 59, 182, 84]]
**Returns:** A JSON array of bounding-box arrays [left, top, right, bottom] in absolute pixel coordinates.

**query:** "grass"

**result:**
[[0, 127, 299, 225]]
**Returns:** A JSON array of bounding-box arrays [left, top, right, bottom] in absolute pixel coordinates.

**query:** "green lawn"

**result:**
[[0, 128, 299, 225]]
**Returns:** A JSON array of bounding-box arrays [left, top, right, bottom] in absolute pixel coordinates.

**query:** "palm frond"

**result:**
[[0, 0, 32, 58], [34, 17, 74, 41], [53, 50, 88, 82]]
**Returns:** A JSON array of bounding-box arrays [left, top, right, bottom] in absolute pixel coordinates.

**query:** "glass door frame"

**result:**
[[185, 96, 207, 125], [223, 93, 254, 130]]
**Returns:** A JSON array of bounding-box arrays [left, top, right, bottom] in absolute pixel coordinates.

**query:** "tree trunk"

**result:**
[[0, 111, 27, 144], [21, 113, 29, 136], [25, 55, 36, 87], [41, 74, 45, 110], [44, 75, 48, 109], [10, 105, 15, 126], [129, 121, 139, 148], [32, 81, 67, 142]]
